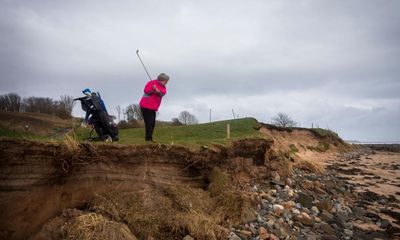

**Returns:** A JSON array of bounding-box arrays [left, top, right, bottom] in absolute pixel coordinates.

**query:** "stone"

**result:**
[[228, 232, 241, 240], [257, 214, 265, 223], [295, 212, 314, 226], [240, 230, 252, 237], [343, 229, 353, 236], [259, 232, 270, 240], [260, 191, 268, 199], [269, 233, 280, 240], [249, 226, 258, 235], [313, 180, 322, 188], [322, 236, 339, 240], [273, 204, 284, 216], [311, 206, 320, 215], [315, 199, 333, 212], [319, 222, 336, 235], [266, 219, 275, 229], [303, 180, 314, 190], [286, 178, 293, 187], [292, 209, 301, 215], [267, 196, 277, 203], [336, 210, 350, 222], [314, 186, 328, 195], [314, 217, 322, 223], [283, 201, 296, 209], [320, 210, 334, 222], [258, 226, 268, 235], [297, 192, 313, 208], [352, 207, 366, 218], [276, 227, 288, 239], [287, 189, 295, 198], [183, 235, 194, 240], [378, 220, 390, 228]]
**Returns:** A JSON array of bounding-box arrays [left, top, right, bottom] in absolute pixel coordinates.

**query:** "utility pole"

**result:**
[[232, 109, 235, 119]]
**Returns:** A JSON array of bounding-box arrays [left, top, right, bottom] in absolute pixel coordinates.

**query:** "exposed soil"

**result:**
[[0, 137, 275, 239]]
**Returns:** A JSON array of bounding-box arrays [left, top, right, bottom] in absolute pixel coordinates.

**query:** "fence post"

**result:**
[[227, 123, 230, 139]]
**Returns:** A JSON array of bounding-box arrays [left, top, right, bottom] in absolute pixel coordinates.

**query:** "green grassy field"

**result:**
[[0, 124, 49, 141], [75, 118, 262, 145]]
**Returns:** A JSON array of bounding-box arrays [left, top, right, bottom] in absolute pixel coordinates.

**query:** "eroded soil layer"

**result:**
[[0, 138, 273, 239]]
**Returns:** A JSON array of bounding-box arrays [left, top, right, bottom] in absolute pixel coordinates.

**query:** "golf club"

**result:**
[[136, 50, 152, 80]]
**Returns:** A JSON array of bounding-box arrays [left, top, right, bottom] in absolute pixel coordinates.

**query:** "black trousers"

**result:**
[[141, 107, 156, 141]]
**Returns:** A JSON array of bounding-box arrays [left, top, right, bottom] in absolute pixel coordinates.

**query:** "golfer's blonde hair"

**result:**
[[157, 73, 169, 81]]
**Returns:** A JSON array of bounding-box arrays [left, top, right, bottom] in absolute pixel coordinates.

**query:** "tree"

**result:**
[[116, 105, 122, 122], [23, 97, 55, 114], [56, 95, 75, 119], [171, 117, 183, 126], [271, 113, 297, 127], [0, 93, 21, 112], [125, 104, 143, 121], [178, 111, 198, 125]]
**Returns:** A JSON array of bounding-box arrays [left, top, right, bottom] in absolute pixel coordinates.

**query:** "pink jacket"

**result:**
[[139, 80, 167, 111]]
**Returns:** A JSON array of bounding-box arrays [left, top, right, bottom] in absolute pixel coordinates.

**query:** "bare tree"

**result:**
[[125, 104, 143, 121], [116, 105, 121, 122], [271, 112, 297, 127], [0, 93, 21, 112], [23, 97, 55, 114], [56, 95, 75, 118], [171, 117, 183, 126], [178, 111, 198, 125]]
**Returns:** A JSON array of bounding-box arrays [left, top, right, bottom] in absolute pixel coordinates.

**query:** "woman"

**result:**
[[139, 73, 169, 141]]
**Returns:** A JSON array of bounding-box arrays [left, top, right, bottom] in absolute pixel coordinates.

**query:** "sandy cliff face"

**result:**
[[0, 138, 275, 239]]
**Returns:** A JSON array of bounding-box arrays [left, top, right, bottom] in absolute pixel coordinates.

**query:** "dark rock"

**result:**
[[352, 207, 366, 217], [322, 235, 339, 240], [366, 211, 381, 221], [386, 223, 400, 235], [315, 198, 333, 212], [320, 210, 334, 223], [319, 222, 336, 235], [297, 192, 313, 208]]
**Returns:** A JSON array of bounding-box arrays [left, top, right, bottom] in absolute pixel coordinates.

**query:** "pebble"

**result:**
[[269, 233, 280, 240], [292, 209, 301, 215], [273, 204, 284, 216], [240, 230, 252, 237], [228, 232, 241, 240], [343, 229, 353, 237], [233, 157, 392, 240], [266, 219, 275, 229], [311, 206, 320, 215], [295, 212, 314, 226], [319, 222, 336, 235]]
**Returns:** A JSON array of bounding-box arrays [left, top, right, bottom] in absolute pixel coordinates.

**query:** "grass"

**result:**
[[310, 128, 339, 138], [0, 124, 49, 141], [0, 117, 261, 146], [61, 212, 137, 240], [116, 118, 261, 145], [294, 159, 324, 174], [307, 141, 330, 152], [85, 168, 253, 239]]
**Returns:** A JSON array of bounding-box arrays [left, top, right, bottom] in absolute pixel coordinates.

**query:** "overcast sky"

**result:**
[[1, 0, 399, 142]]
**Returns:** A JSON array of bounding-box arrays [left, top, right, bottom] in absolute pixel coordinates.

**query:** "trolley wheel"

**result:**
[[103, 134, 112, 142]]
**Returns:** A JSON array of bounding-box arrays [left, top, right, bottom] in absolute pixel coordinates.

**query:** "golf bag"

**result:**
[[74, 92, 119, 142]]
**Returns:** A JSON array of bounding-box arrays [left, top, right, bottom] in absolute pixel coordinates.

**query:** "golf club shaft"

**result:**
[[136, 50, 152, 80]]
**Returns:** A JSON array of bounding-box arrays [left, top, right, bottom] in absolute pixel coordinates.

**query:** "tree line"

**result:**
[[0, 93, 75, 119]]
